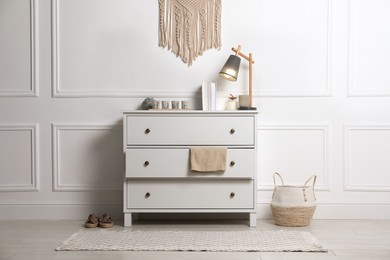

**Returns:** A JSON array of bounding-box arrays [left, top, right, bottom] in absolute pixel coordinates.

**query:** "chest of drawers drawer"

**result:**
[[125, 116, 254, 146], [125, 148, 255, 178], [126, 180, 254, 209]]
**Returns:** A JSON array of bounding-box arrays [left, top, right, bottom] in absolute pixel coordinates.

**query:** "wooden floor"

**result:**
[[0, 219, 389, 260]]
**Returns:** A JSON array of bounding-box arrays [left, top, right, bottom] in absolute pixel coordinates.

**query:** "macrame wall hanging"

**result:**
[[158, 0, 222, 66]]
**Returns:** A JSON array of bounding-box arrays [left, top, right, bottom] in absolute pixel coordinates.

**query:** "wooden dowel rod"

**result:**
[[235, 45, 242, 55], [249, 53, 253, 108], [231, 47, 255, 63]]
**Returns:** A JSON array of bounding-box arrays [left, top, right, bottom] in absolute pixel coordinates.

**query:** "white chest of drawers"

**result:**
[[123, 111, 258, 226]]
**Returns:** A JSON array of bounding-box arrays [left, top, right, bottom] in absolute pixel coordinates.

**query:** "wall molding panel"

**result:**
[[344, 125, 390, 191], [51, 0, 198, 98], [0, 0, 38, 97], [347, 0, 390, 96], [257, 124, 330, 191], [52, 123, 124, 191], [0, 124, 39, 191], [253, 0, 333, 97]]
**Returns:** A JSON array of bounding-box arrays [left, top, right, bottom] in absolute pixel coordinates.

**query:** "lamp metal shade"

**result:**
[[219, 55, 241, 81]]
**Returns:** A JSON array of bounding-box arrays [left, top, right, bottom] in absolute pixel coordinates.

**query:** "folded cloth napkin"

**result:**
[[190, 147, 227, 172]]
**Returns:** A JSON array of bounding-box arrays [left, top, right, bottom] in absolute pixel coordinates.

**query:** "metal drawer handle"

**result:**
[[145, 128, 151, 134], [144, 161, 149, 167], [230, 128, 235, 134], [145, 192, 151, 198], [230, 161, 235, 167], [230, 192, 235, 198]]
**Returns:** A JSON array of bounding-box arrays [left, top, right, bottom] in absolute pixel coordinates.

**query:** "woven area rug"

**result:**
[[56, 229, 327, 252]]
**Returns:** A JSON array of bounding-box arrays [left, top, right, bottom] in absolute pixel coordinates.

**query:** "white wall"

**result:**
[[0, 0, 389, 220]]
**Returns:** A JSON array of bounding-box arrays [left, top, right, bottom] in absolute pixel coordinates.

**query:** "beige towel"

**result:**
[[190, 147, 227, 172]]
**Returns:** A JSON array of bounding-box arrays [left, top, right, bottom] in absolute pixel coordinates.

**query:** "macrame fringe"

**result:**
[[158, 0, 222, 66]]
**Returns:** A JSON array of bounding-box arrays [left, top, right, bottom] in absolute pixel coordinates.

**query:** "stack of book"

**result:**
[[202, 82, 217, 110]]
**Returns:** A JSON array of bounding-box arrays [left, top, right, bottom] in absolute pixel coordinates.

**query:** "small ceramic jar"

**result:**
[[171, 101, 180, 109], [161, 101, 169, 109], [181, 101, 190, 109]]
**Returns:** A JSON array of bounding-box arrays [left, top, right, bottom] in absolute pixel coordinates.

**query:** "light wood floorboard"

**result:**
[[0, 219, 389, 260]]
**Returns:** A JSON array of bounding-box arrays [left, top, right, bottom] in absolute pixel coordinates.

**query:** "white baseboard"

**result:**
[[0, 203, 389, 220], [257, 203, 390, 220], [0, 204, 123, 220]]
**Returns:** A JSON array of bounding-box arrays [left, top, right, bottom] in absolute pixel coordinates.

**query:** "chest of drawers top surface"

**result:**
[[123, 111, 257, 146]]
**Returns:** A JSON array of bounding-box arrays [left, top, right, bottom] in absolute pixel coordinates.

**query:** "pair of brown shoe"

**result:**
[[84, 213, 113, 228]]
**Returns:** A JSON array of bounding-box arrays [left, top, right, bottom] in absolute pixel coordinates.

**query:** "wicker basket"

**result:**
[[270, 173, 317, 227], [271, 205, 316, 227]]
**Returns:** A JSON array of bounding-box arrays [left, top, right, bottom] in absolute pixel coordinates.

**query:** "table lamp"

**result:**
[[219, 45, 256, 110]]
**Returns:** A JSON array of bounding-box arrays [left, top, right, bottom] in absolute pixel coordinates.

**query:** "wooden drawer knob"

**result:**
[[145, 128, 151, 134], [230, 192, 235, 198], [230, 128, 235, 134], [145, 192, 151, 198], [144, 161, 150, 167], [230, 161, 235, 167]]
